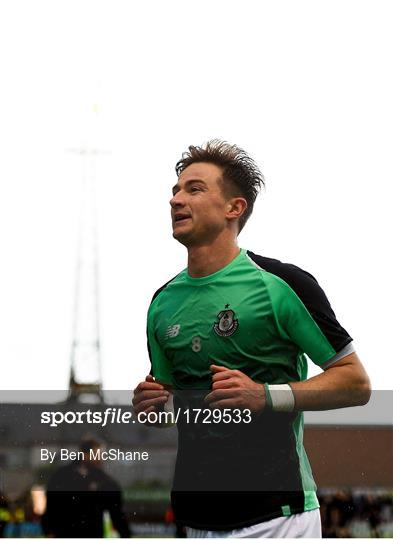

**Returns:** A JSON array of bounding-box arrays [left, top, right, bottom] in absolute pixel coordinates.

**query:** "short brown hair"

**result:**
[[175, 139, 265, 232]]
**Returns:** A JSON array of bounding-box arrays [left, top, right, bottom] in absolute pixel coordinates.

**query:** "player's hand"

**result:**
[[132, 375, 170, 415], [204, 365, 267, 413]]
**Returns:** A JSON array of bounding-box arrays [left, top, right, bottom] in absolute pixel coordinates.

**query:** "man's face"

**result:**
[[84, 444, 102, 467], [170, 162, 231, 247]]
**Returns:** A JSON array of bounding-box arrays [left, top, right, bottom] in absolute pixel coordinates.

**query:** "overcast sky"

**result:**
[[0, 0, 392, 394]]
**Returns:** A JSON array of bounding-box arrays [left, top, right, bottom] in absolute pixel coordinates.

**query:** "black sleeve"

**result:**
[[247, 251, 353, 354]]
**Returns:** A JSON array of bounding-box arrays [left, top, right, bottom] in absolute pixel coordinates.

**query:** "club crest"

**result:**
[[213, 305, 239, 337]]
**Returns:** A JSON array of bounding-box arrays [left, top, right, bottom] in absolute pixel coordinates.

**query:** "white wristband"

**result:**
[[268, 384, 295, 412]]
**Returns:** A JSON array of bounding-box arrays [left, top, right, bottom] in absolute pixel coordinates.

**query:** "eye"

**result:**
[[190, 186, 201, 192]]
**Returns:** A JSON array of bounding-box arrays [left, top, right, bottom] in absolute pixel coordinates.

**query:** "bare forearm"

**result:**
[[289, 356, 371, 411]]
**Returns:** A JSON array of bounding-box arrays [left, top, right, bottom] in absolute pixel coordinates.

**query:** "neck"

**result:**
[[187, 238, 240, 278]]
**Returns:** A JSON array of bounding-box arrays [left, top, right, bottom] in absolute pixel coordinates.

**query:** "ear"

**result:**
[[226, 197, 248, 223]]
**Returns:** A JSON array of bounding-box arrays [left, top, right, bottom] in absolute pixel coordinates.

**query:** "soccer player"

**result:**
[[132, 140, 371, 538]]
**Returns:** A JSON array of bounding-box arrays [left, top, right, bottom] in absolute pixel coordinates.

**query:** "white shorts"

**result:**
[[185, 508, 322, 538]]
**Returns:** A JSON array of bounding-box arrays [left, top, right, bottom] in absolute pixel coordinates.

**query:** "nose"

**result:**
[[170, 190, 185, 208]]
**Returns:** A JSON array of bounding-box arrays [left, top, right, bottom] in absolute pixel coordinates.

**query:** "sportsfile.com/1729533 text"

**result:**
[[40, 407, 253, 427]]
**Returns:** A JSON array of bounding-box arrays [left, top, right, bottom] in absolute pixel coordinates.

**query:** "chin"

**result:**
[[172, 229, 192, 246], [172, 232, 187, 244]]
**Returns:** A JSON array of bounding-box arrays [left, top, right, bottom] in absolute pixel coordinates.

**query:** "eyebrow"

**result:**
[[172, 179, 207, 195]]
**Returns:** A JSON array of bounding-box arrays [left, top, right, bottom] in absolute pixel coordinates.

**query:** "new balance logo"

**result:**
[[165, 324, 181, 339]]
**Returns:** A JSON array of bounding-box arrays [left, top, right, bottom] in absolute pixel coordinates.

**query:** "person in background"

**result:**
[[42, 437, 130, 538], [0, 491, 10, 537]]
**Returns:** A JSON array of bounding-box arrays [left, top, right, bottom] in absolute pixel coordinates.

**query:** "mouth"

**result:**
[[173, 213, 191, 224]]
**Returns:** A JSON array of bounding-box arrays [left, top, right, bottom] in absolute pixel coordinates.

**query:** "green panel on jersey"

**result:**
[[148, 249, 337, 389], [292, 409, 318, 501], [281, 505, 291, 517], [304, 491, 320, 512]]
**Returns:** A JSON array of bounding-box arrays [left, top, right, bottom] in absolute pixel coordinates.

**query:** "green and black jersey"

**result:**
[[147, 248, 353, 530]]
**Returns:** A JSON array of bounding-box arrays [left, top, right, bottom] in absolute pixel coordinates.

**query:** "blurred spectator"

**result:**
[[321, 490, 354, 537], [360, 494, 382, 538], [0, 492, 10, 537], [164, 506, 186, 538], [319, 490, 393, 538], [42, 438, 130, 538]]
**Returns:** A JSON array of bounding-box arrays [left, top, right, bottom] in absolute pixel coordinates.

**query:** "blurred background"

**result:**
[[0, 0, 392, 537]]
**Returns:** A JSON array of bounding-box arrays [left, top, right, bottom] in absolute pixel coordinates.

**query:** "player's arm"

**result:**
[[271, 269, 372, 411], [267, 267, 372, 412], [205, 352, 371, 413], [205, 364, 267, 412], [132, 375, 170, 414], [206, 266, 371, 413], [132, 293, 174, 426], [288, 351, 371, 410], [132, 375, 174, 427]]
